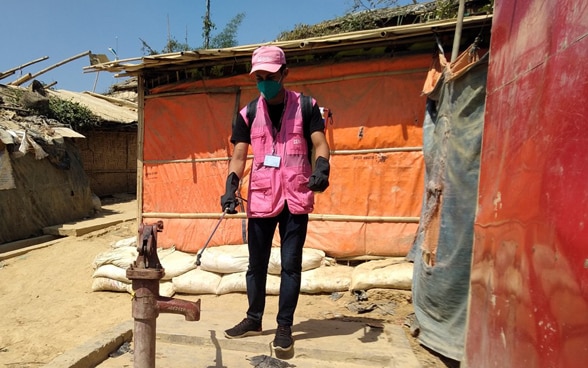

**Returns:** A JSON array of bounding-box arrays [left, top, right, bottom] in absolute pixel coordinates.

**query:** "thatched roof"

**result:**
[[0, 82, 137, 156], [47, 89, 137, 124]]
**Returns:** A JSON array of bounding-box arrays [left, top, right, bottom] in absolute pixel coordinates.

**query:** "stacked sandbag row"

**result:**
[[91, 237, 413, 297]]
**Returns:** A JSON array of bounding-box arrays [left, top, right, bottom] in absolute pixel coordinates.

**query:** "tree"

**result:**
[[202, 0, 215, 49], [209, 13, 245, 49], [140, 3, 245, 55], [349, 0, 402, 11]]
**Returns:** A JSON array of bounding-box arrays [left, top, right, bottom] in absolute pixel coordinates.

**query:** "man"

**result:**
[[221, 45, 331, 353]]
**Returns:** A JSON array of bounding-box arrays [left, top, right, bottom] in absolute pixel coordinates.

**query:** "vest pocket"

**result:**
[[287, 173, 314, 213], [249, 176, 273, 213], [286, 133, 306, 154]]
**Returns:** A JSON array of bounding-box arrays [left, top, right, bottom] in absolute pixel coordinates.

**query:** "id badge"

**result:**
[[264, 155, 281, 168]]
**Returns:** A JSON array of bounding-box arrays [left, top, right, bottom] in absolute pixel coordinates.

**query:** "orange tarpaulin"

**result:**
[[140, 54, 430, 258]]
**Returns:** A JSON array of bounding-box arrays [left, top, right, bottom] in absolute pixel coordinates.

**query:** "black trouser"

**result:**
[[245, 202, 308, 327]]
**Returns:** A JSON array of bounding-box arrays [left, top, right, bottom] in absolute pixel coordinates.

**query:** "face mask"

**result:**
[[257, 77, 282, 100]]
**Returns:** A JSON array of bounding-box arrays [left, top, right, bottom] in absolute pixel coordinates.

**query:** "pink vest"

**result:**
[[240, 90, 314, 218]]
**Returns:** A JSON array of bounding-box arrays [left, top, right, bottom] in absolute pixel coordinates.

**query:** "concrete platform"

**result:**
[[40, 197, 421, 367], [46, 305, 421, 368], [43, 200, 137, 237]]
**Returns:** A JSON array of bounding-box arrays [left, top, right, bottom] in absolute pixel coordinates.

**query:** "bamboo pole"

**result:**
[[451, 0, 466, 63], [0, 71, 15, 80], [333, 147, 423, 154], [9, 73, 32, 86], [10, 51, 91, 86], [142, 146, 423, 166], [136, 75, 145, 225], [30, 51, 91, 79], [142, 212, 420, 223], [83, 91, 138, 109], [44, 81, 58, 89], [0, 56, 49, 81]]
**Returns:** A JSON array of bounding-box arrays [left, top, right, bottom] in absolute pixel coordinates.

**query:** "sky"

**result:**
[[0, 0, 419, 93]]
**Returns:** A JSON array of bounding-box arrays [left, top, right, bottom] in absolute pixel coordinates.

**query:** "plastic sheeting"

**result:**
[[140, 55, 431, 257], [408, 48, 488, 361]]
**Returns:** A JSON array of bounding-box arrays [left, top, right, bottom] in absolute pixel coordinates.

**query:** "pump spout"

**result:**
[[157, 296, 201, 321]]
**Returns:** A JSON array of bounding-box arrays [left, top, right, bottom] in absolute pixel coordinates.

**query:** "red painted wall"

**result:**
[[465, 1, 588, 367]]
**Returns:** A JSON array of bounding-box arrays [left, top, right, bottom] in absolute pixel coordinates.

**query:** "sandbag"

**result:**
[[215, 272, 247, 295], [300, 265, 354, 294], [92, 246, 137, 269], [92, 245, 175, 271], [267, 247, 326, 275], [111, 236, 137, 249], [159, 249, 198, 280], [216, 272, 281, 295], [350, 258, 413, 291], [172, 268, 222, 295], [197, 244, 250, 274], [91, 277, 129, 292], [159, 281, 176, 298], [91, 276, 175, 297], [92, 264, 128, 283]]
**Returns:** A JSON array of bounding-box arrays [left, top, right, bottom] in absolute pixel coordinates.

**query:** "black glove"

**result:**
[[308, 156, 330, 192], [220, 172, 240, 214]]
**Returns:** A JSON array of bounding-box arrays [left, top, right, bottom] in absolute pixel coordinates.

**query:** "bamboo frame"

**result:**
[[136, 75, 145, 225], [141, 146, 423, 166], [141, 212, 419, 223]]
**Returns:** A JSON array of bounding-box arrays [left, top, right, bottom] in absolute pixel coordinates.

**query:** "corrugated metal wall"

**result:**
[[465, 0, 588, 366]]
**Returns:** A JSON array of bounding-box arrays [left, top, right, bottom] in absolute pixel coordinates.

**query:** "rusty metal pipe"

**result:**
[[127, 221, 202, 368]]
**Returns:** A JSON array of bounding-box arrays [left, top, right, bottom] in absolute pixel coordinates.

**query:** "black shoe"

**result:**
[[272, 325, 294, 351], [224, 318, 262, 339]]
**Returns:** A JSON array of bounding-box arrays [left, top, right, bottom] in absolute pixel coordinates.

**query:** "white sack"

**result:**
[[92, 246, 137, 269], [172, 268, 222, 295], [92, 264, 128, 283], [111, 236, 137, 249], [300, 265, 354, 294], [197, 244, 250, 274], [159, 249, 198, 280], [216, 272, 281, 295], [349, 258, 413, 291], [267, 247, 326, 275], [159, 281, 176, 298], [91, 277, 130, 292], [215, 272, 247, 295]]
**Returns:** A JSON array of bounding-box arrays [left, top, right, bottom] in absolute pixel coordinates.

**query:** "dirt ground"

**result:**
[[0, 203, 457, 368]]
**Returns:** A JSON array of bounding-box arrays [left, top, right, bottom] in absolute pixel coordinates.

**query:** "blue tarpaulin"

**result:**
[[408, 49, 488, 361]]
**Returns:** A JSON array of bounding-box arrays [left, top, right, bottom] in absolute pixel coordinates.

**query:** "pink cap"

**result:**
[[250, 46, 286, 74]]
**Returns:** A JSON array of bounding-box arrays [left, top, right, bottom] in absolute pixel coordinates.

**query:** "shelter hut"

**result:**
[[0, 84, 92, 244], [85, 14, 491, 260], [0, 82, 138, 245], [47, 88, 139, 197]]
